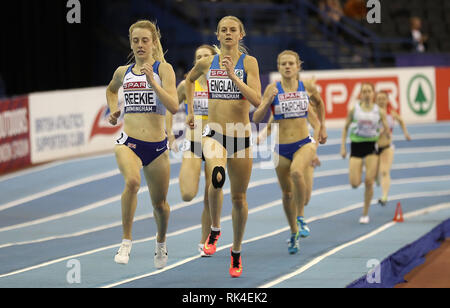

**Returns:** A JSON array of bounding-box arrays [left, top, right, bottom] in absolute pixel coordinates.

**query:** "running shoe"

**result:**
[[114, 240, 132, 264], [229, 250, 243, 278], [154, 242, 168, 269], [298, 217, 310, 238], [359, 216, 370, 224], [288, 232, 300, 254], [203, 230, 221, 255], [198, 243, 210, 257], [378, 198, 387, 206]]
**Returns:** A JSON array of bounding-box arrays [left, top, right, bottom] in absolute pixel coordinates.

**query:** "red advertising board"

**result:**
[[0, 96, 31, 174], [313, 76, 400, 119], [436, 68, 450, 121]]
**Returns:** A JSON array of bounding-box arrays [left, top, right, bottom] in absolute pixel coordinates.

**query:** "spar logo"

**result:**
[[407, 74, 434, 116]]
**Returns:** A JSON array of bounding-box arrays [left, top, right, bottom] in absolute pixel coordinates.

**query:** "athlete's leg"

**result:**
[[290, 143, 316, 218], [363, 154, 379, 216], [179, 151, 202, 201], [203, 136, 227, 229], [227, 147, 253, 253], [200, 160, 212, 245], [143, 151, 171, 244], [115, 145, 143, 240], [379, 147, 394, 201], [349, 157, 364, 188], [274, 153, 297, 234]]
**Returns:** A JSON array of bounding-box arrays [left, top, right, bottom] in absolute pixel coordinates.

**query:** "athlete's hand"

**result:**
[[405, 133, 412, 141], [109, 110, 121, 126], [256, 132, 266, 145], [222, 56, 236, 79], [340, 145, 347, 159], [312, 155, 321, 168], [141, 63, 155, 86], [269, 88, 278, 103], [318, 125, 328, 144], [185, 113, 195, 130], [168, 134, 178, 152]]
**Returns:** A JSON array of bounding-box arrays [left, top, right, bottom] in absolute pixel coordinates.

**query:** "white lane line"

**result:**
[[1, 186, 449, 282], [102, 191, 450, 288], [2, 162, 450, 239], [0, 176, 177, 233], [0, 159, 183, 212], [0, 177, 276, 238], [259, 202, 450, 288], [2, 140, 449, 213], [0, 152, 113, 183], [0, 169, 121, 212], [0, 199, 283, 279], [1, 163, 450, 241], [321, 132, 450, 146]]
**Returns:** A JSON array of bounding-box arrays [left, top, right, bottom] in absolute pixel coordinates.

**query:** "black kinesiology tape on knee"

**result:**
[[212, 166, 226, 189]]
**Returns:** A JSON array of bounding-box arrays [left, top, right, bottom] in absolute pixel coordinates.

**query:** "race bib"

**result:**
[[193, 91, 208, 116], [208, 69, 244, 100], [274, 92, 309, 119], [123, 81, 157, 113]]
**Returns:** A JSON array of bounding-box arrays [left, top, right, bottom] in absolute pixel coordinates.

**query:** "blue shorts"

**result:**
[[115, 132, 168, 166], [276, 136, 314, 161]]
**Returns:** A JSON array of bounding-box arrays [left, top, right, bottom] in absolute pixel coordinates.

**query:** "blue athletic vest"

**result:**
[[207, 54, 247, 100], [271, 81, 309, 120]]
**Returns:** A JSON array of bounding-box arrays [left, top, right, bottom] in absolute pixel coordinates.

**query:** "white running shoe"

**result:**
[[114, 240, 132, 264], [154, 242, 168, 269], [359, 216, 370, 224]]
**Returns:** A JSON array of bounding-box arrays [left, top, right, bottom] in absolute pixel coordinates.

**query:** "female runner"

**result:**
[[107, 20, 178, 268], [185, 16, 262, 277]]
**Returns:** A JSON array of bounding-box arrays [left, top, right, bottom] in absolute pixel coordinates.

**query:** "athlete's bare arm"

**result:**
[[340, 108, 355, 158], [185, 55, 214, 128], [304, 78, 327, 144], [253, 83, 277, 123], [106, 66, 127, 126]]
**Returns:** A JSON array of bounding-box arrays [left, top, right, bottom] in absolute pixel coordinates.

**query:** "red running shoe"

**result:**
[[203, 230, 221, 255], [229, 250, 243, 278]]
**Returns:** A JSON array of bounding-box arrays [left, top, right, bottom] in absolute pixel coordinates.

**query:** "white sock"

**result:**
[[122, 239, 132, 246], [211, 226, 221, 232]]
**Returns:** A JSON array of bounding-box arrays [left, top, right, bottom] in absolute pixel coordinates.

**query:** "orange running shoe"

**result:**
[[203, 230, 221, 255], [229, 250, 243, 278]]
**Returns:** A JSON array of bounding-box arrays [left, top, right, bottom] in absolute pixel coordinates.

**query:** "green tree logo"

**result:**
[[407, 75, 434, 116]]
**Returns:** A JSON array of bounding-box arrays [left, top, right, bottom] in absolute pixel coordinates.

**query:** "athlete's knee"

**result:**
[[380, 170, 389, 178], [180, 190, 196, 202], [124, 176, 141, 194], [231, 193, 247, 209], [350, 180, 360, 189], [365, 177, 375, 187], [290, 169, 304, 183], [211, 166, 226, 189], [153, 199, 169, 212]]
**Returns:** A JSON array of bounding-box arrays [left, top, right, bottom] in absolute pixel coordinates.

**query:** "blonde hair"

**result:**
[[215, 16, 248, 54], [128, 20, 166, 63], [277, 50, 303, 80]]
